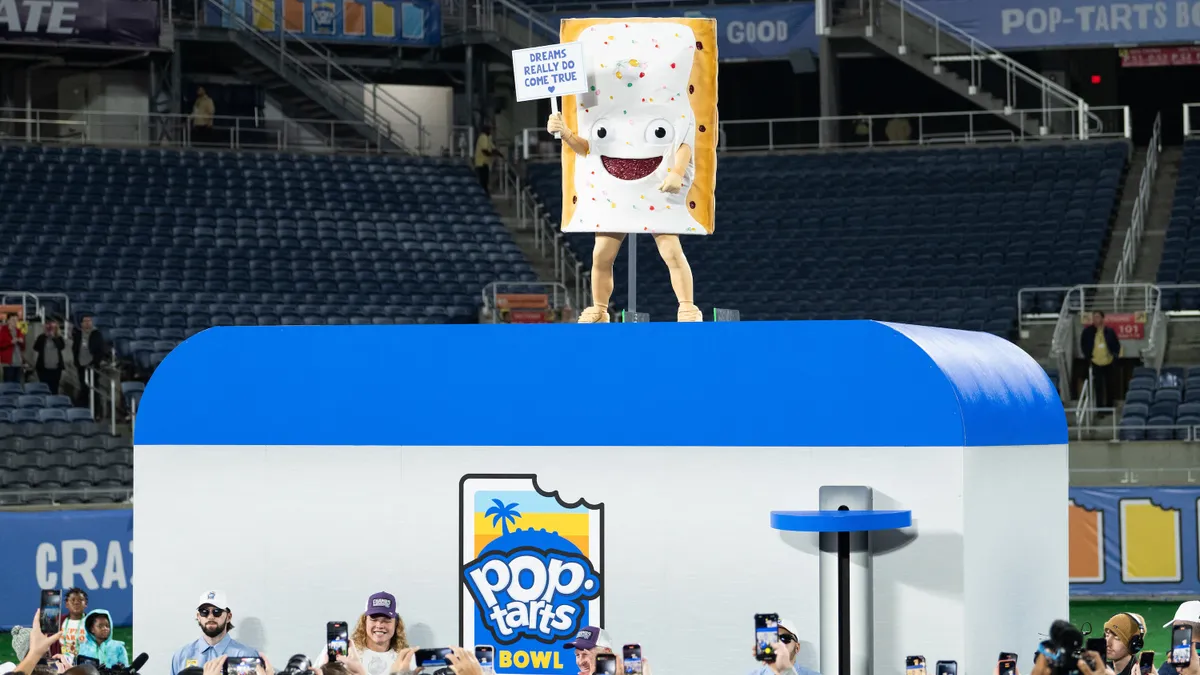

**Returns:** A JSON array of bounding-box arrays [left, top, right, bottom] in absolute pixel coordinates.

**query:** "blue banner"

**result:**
[[0, 510, 133, 631], [911, 0, 1200, 49], [1070, 487, 1200, 597], [204, 0, 441, 47], [540, 3, 817, 60]]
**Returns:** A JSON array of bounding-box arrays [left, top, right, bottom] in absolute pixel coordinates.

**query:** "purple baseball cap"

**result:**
[[365, 591, 398, 618], [564, 627, 613, 650]]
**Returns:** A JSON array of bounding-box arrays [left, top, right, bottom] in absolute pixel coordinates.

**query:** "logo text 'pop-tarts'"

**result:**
[[464, 548, 600, 642]]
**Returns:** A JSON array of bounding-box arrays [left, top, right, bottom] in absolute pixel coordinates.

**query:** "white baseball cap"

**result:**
[[197, 590, 229, 610], [778, 618, 799, 635], [1, 662, 18, 675], [1164, 600, 1200, 627]]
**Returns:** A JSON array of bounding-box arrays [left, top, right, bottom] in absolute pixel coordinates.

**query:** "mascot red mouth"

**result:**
[[601, 156, 662, 181]]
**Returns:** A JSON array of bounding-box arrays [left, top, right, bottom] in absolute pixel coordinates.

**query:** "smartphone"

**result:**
[[1172, 626, 1193, 666], [595, 654, 617, 675], [755, 613, 780, 662], [415, 649, 453, 668], [999, 658, 1016, 675], [223, 657, 262, 675], [999, 653, 1018, 664], [76, 656, 101, 669], [1086, 637, 1108, 666], [39, 589, 63, 635], [1141, 651, 1156, 673], [326, 621, 349, 661], [475, 646, 494, 675], [907, 656, 927, 675], [936, 660, 958, 675], [623, 645, 642, 675]]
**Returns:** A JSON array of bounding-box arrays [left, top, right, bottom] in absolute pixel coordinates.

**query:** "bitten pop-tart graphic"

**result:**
[[460, 475, 604, 675], [559, 17, 718, 235]]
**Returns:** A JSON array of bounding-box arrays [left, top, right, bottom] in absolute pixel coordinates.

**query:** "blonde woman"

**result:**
[[320, 592, 414, 675]]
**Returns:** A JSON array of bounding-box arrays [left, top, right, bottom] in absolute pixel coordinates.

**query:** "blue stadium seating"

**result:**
[[0, 144, 537, 370], [1158, 140, 1200, 309], [527, 143, 1126, 332], [1118, 366, 1200, 440]]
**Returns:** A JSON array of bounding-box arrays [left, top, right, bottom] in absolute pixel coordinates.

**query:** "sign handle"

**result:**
[[550, 96, 562, 140]]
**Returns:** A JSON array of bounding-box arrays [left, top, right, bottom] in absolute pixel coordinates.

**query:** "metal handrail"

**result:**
[[0, 291, 71, 325], [0, 107, 446, 154], [229, 0, 429, 152], [891, 0, 1101, 138], [82, 365, 120, 436], [198, 0, 421, 153], [515, 106, 1132, 158], [445, 0, 557, 46], [1114, 112, 1162, 296]]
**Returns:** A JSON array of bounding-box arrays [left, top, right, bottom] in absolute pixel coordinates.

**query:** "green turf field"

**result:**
[[0, 604, 1184, 666]]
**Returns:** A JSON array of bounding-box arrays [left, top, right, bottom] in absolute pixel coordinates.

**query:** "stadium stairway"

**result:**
[[1099, 147, 1145, 283], [1132, 146, 1182, 282], [491, 194, 561, 284]]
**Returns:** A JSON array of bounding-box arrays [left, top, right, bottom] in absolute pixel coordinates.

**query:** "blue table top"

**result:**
[[770, 510, 913, 532]]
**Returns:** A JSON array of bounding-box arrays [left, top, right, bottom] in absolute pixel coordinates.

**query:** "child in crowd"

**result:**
[[54, 588, 89, 659], [76, 610, 129, 668]]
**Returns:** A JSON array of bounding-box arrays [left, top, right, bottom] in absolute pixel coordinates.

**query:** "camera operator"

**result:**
[[747, 618, 820, 675], [170, 592, 261, 675], [1104, 613, 1148, 675]]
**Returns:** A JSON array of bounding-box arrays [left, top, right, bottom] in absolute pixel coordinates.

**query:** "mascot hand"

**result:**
[[658, 170, 683, 194], [547, 112, 566, 136]]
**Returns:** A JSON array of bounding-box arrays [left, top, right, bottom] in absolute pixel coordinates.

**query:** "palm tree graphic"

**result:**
[[486, 499, 522, 535]]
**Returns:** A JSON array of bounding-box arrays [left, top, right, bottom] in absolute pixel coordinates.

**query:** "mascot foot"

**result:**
[[677, 303, 703, 322], [578, 306, 611, 323]]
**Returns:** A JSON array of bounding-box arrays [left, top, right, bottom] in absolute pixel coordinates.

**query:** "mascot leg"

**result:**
[[653, 234, 702, 322], [579, 233, 626, 323]]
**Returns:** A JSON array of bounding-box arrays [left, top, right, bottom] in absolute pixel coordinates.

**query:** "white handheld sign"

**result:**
[[513, 42, 588, 139]]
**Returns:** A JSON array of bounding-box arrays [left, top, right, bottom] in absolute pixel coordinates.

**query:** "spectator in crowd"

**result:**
[[320, 592, 409, 675], [169, 591, 260, 675], [474, 124, 501, 193], [885, 115, 912, 143], [565, 626, 620, 675], [71, 315, 106, 404], [1104, 612, 1147, 675], [1081, 310, 1121, 407], [747, 618, 820, 675], [34, 320, 66, 395], [192, 87, 216, 145], [0, 312, 24, 383], [1154, 601, 1200, 675], [75, 610, 128, 668], [51, 588, 89, 660], [9, 611, 63, 675]]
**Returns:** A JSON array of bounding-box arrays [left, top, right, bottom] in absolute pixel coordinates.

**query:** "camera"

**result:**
[[76, 653, 149, 675], [280, 654, 316, 675], [1038, 621, 1086, 675]]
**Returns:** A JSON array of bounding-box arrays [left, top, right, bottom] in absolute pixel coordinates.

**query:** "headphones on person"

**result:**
[[1121, 612, 1146, 654]]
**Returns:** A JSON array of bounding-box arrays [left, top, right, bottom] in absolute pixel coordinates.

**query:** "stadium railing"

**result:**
[[479, 281, 575, 323], [514, 105, 1132, 159], [80, 366, 122, 437], [0, 292, 71, 327], [0, 107, 446, 155], [1113, 113, 1163, 299]]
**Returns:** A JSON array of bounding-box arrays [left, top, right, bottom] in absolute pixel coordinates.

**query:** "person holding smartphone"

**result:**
[[317, 592, 411, 675], [1104, 613, 1149, 675], [51, 588, 90, 661], [747, 618, 821, 675], [1157, 602, 1200, 675], [564, 626, 619, 675], [169, 591, 261, 675]]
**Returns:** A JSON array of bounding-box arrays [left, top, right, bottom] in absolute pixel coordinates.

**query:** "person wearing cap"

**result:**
[[169, 591, 261, 675], [317, 592, 412, 675], [1104, 613, 1148, 675], [564, 626, 617, 675], [1155, 601, 1200, 675], [747, 618, 821, 675]]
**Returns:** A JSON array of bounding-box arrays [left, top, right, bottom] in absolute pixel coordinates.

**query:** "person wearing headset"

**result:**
[[1104, 612, 1148, 675]]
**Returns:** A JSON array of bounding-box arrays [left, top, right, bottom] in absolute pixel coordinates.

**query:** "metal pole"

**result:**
[[628, 235, 637, 315], [25, 67, 32, 143], [465, 44, 475, 136], [109, 378, 117, 436]]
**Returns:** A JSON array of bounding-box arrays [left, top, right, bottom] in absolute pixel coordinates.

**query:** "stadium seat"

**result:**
[[1157, 140, 1200, 301], [524, 142, 1126, 333]]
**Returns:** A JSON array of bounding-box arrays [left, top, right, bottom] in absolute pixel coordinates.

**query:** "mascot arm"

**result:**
[[563, 127, 590, 156]]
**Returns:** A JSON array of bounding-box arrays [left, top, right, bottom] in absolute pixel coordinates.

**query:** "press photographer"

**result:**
[[1103, 613, 1148, 675]]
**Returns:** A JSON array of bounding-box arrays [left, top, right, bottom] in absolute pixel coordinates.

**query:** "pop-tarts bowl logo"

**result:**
[[464, 545, 600, 643], [460, 474, 604, 675]]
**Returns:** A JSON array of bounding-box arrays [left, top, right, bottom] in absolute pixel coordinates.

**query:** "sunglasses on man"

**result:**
[[198, 607, 226, 618], [779, 635, 797, 644]]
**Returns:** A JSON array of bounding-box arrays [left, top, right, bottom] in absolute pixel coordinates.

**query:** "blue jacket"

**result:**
[[76, 609, 130, 668]]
